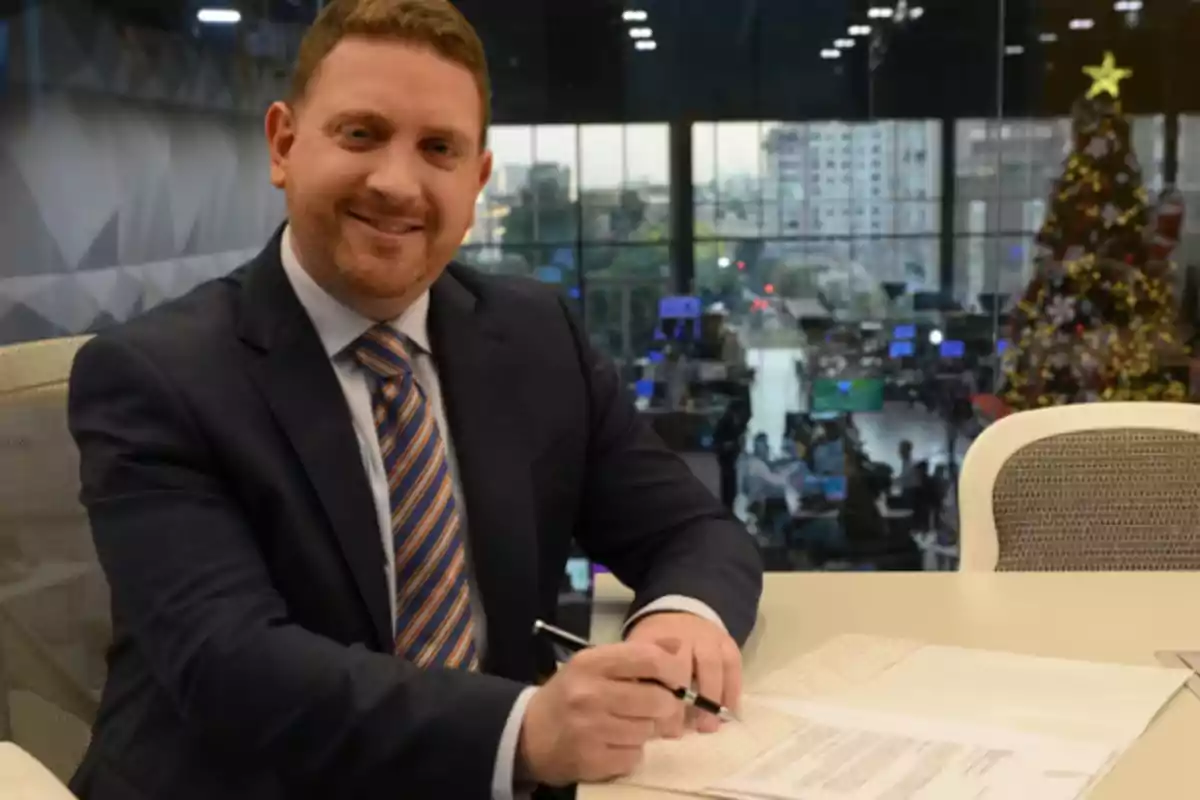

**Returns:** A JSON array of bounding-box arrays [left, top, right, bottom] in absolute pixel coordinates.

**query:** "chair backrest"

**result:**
[[958, 402, 1200, 571], [0, 336, 101, 780]]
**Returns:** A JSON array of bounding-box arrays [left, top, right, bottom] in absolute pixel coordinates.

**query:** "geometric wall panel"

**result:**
[[0, 0, 290, 345]]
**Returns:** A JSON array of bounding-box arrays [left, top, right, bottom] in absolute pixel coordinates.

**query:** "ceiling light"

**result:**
[[834, 38, 855, 48], [1039, 32, 1058, 43], [910, 6, 924, 18], [868, 7, 895, 19], [622, 9, 648, 22], [1114, 0, 1143, 10], [197, 8, 241, 24], [848, 24, 872, 36], [1069, 18, 1095, 29], [1005, 44, 1024, 55], [628, 27, 653, 38], [634, 39, 657, 51], [820, 48, 842, 59]]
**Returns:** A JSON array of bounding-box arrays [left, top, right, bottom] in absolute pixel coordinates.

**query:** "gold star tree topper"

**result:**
[[1083, 52, 1133, 99]]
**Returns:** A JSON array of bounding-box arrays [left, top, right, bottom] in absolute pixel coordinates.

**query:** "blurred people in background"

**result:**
[[712, 399, 749, 509]]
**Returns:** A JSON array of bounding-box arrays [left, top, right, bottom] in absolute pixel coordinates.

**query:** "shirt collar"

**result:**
[[279, 224, 431, 358]]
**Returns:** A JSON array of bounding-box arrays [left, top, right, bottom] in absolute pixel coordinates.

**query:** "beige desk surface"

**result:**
[[584, 571, 1200, 800], [0, 742, 76, 799]]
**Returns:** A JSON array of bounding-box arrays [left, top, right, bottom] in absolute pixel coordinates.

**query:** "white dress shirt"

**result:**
[[279, 228, 725, 798]]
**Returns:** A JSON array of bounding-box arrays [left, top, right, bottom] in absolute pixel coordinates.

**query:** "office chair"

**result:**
[[958, 402, 1200, 571], [0, 336, 101, 781]]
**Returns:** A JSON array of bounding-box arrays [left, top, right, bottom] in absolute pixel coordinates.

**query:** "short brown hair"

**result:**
[[290, 0, 491, 146]]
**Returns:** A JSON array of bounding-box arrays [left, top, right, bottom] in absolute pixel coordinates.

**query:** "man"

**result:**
[[66, 1, 762, 799]]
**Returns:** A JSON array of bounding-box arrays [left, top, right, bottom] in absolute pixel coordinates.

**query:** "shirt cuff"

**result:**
[[622, 594, 728, 637], [492, 685, 538, 800]]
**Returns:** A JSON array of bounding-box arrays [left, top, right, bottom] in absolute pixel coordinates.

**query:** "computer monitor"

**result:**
[[812, 440, 845, 475], [659, 296, 702, 319], [939, 340, 966, 359], [893, 324, 916, 340], [996, 338, 1011, 355], [889, 340, 915, 359], [823, 475, 848, 502], [810, 378, 885, 413]]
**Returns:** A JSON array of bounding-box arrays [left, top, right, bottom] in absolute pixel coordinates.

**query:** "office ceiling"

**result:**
[[33, 0, 1200, 119]]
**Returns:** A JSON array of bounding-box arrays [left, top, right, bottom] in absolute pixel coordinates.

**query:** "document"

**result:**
[[711, 702, 1117, 800], [757, 637, 1190, 746], [614, 699, 804, 795], [615, 635, 1189, 800]]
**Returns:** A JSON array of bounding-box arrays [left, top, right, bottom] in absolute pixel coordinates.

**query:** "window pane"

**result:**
[[531, 124, 579, 244], [478, 125, 533, 247], [582, 244, 670, 359], [579, 124, 670, 244]]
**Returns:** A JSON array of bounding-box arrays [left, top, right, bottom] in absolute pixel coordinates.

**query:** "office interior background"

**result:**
[[4, 1, 1200, 747], [6, 0, 1200, 567]]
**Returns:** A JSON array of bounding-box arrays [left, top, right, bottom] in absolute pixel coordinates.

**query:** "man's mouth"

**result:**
[[347, 211, 424, 235]]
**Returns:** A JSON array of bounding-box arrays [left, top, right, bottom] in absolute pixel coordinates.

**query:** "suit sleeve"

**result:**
[[556, 301, 763, 645], [68, 334, 524, 798]]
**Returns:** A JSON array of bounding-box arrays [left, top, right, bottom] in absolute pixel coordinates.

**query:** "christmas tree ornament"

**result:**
[[1083, 51, 1133, 99]]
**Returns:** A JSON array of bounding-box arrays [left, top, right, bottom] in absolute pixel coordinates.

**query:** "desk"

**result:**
[[0, 742, 75, 798], [584, 572, 1200, 799]]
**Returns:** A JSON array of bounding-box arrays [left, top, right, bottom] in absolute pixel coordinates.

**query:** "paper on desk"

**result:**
[[710, 701, 1118, 800], [615, 698, 804, 795], [754, 635, 1190, 746]]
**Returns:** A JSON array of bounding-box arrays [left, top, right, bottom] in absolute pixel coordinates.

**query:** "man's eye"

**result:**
[[341, 126, 374, 144], [424, 139, 454, 156]]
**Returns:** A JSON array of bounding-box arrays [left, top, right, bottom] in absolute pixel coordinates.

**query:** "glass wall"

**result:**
[[457, 123, 671, 359]]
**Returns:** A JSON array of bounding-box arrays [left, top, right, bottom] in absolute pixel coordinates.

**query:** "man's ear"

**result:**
[[477, 148, 494, 193], [265, 101, 297, 189]]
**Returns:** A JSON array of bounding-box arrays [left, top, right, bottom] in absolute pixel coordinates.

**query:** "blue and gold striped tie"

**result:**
[[353, 325, 479, 671]]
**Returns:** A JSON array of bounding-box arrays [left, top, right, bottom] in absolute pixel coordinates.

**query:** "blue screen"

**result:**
[[889, 340, 914, 358], [893, 324, 916, 340], [823, 475, 847, 502], [939, 340, 966, 358], [634, 379, 655, 398], [659, 296, 702, 319], [812, 440, 845, 475], [996, 339, 1010, 354], [647, 350, 665, 363]]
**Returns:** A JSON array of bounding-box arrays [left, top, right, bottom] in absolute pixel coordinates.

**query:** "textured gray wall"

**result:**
[[0, 0, 290, 345]]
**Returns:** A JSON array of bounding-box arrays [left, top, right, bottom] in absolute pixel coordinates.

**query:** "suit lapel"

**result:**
[[429, 269, 539, 681], [236, 232, 392, 650]]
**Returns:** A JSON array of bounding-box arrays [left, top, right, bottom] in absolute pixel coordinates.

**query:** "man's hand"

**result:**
[[625, 612, 742, 736], [518, 642, 679, 787]]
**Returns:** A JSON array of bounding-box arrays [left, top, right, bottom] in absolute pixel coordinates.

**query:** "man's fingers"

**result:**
[[579, 642, 672, 683], [594, 715, 658, 748], [604, 679, 679, 721], [692, 641, 725, 733], [720, 637, 744, 714], [654, 638, 690, 739]]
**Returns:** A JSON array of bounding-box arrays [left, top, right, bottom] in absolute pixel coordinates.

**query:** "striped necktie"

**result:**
[[352, 325, 479, 671]]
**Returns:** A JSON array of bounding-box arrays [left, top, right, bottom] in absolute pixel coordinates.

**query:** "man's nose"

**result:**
[[365, 147, 422, 203]]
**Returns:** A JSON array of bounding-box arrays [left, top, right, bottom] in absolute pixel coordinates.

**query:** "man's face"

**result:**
[[266, 36, 492, 317]]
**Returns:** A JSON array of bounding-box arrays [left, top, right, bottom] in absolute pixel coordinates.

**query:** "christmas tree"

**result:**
[[1001, 52, 1189, 410]]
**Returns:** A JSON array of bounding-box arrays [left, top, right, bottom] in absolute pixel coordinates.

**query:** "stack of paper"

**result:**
[[616, 634, 1190, 800]]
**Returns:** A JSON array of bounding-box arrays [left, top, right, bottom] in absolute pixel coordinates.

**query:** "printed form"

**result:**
[[615, 635, 1189, 800]]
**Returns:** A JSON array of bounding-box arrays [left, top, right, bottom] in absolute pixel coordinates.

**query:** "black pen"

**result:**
[[532, 619, 737, 723]]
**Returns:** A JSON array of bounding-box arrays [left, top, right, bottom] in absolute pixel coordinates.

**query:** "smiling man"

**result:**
[[66, 1, 762, 799]]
